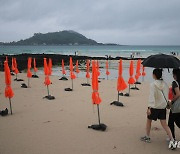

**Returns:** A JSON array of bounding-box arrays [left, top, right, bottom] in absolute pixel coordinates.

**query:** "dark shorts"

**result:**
[[148, 108, 166, 121]]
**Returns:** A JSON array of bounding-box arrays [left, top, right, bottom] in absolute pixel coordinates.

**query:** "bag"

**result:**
[[171, 80, 180, 113], [171, 97, 180, 113]]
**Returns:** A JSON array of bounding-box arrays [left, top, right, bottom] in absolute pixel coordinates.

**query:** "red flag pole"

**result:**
[[9, 98, 12, 115], [72, 79, 73, 90], [97, 104, 101, 125], [47, 86, 49, 96]]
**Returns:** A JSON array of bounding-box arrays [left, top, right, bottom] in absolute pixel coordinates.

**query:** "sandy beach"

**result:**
[[0, 71, 179, 154]]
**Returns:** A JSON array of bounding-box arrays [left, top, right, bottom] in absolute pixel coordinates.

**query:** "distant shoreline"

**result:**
[[0, 53, 145, 72]]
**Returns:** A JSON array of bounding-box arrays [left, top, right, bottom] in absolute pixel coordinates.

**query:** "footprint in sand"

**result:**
[[43, 120, 51, 123], [152, 127, 160, 131]]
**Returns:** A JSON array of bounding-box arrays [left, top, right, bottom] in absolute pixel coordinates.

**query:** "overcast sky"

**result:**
[[0, 0, 180, 45]]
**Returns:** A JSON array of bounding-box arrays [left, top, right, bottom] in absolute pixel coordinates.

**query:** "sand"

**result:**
[[0, 72, 179, 154]]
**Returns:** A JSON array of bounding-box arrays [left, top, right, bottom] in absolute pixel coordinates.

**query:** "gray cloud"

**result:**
[[0, 0, 180, 45]]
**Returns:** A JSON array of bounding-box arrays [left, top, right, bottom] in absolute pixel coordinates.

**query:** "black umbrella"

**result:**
[[142, 54, 180, 68]]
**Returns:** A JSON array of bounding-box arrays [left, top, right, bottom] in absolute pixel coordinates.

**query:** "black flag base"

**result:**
[[11, 72, 15, 76], [81, 83, 91, 86], [43, 95, 55, 100], [0, 108, 8, 116], [118, 92, 124, 96], [21, 83, 28, 88], [14, 78, 24, 81], [88, 123, 107, 131], [59, 76, 68, 80], [32, 75, 39, 78], [130, 87, 139, 90], [135, 81, 141, 84], [124, 93, 130, 97], [110, 101, 124, 107], [64, 88, 73, 91]]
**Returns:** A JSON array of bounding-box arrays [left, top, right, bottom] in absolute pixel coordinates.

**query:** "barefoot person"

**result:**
[[141, 69, 175, 148], [168, 69, 180, 140]]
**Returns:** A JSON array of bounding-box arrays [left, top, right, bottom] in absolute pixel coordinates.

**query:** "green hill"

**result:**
[[4, 30, 100, 45]]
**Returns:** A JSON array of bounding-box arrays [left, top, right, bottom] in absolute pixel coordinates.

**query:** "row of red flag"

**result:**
[[3, 57, 146, 114]]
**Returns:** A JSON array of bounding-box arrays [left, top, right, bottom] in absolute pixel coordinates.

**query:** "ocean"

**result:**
[[0, 45, 179, 84], [0, 45, 180, 58]]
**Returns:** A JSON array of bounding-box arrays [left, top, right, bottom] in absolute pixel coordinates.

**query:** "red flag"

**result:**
[[97, 60, 100, 76], [135, 59, 141, 81], [142, 66, 146, 76], [44, 58, 51, 85], [76, 60, 80, 74], [11, 57, 15, 72], [70, 57, 76, 79], [44, 58, 49, 75], [128, 60, 135, 84], [14, 58, 19, 74], [62, 59, 66, 75], [27, 57, 32, 78], [86, 60, 90, 78], [33, 58, 38, 72], [117, 59, 127, 91], [44, 76, 51, 86], [6, 56, 8, 62], [48, 58, 52, 75], [92, 60, 101, 104], [4, 61, 14, 98]]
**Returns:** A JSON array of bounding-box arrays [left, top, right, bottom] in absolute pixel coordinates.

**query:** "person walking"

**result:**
[[168, 69, 180, 140], [141, 69, 175, 149]]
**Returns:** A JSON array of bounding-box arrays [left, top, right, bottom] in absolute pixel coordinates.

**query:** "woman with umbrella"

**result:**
[[140, 69, 175, 149], [168, 69, 180, 140]]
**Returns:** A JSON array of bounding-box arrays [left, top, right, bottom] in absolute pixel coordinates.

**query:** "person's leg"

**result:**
[[141, 118, 152, 143], [146, 119, 152, 136], [174, 113, 180, 128], [160, 120, 173, 140], [168, 111, 175, 139]]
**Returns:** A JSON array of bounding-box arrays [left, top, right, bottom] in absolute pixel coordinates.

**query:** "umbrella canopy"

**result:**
[[97, 61, 100, 76], [44, 58, 51, 86], [44, 58, 49, 75], [92, 61, 101, 104], [142, 54, 180, 68], [135, 59, 141, 80], [11, 57, 15, 72], [62, 59, 66, 75], [44, 76, 51, 86], [70, 57, 73, 72], [4, 61, 14, 98], [14, 58, 19, 74], [48, 58, 52, 75], [69, 57, 76, 79], [27, 57, 32, 69], [33, 58, 38, 72], [86, 60, 90, 78], [128, 60, 135, 84], [76, 60, 80, 74], [27, 57, 32, 78], [117, 59, 127, 91], [106, 60, 110, 76]]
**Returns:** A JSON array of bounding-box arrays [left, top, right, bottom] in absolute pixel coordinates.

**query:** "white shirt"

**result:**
[[148, 80, 169, 109]]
